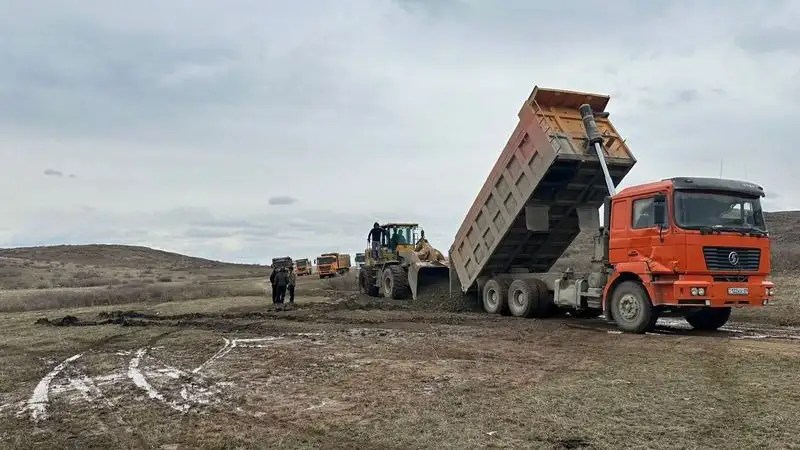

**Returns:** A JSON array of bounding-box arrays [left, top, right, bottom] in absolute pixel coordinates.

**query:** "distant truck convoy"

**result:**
[[355, 253, 365, 267], [447, 86, 774, 334], [271, 256, 293, 270], [295, 258, 312, 276], [315, 252, 352, 279]]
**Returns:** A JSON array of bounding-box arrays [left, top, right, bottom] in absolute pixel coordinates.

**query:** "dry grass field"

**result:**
[[0, 211, 798, 449]]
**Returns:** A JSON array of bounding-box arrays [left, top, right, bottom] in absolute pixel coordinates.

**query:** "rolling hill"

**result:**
[[0, 244, 270, 290], [0, 211, 796, 290]]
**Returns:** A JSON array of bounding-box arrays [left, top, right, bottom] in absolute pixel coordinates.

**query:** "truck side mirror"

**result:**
[[653, 193, 667, 227]]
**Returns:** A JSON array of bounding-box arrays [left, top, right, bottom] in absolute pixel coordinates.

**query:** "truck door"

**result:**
[[627, 193, 680, 266]]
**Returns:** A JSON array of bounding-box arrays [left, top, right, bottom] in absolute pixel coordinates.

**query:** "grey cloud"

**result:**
[[43, 168, 63, 177], [735, 26, 800, 55], [268, 196, 298, 206], [674, 89, 699, 104]]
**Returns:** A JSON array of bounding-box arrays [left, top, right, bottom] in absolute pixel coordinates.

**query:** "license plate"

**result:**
[[728, 287, 749, 296]]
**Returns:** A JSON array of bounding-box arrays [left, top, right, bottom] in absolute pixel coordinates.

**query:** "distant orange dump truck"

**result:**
[[295, 258, 312, 276], [315, 253, 351, 279]]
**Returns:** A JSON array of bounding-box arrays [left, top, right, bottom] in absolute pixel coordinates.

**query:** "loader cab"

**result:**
[[365, 223, 421, 264], [383, 223, 419, 258]]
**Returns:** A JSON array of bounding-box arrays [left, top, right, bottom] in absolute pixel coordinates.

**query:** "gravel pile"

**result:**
[[412, 277, 482, 312]]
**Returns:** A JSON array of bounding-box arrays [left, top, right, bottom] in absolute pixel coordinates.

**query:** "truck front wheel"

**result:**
[[685, 307, 731, 331], [482, 279, 510, 315], [610, 281, 658, 333]]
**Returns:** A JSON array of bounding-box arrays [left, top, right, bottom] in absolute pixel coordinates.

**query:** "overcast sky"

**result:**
[[0, 0, 797, 263]]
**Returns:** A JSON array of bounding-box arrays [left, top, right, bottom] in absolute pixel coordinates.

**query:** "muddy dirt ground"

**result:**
[[2, 274, 800, 450]]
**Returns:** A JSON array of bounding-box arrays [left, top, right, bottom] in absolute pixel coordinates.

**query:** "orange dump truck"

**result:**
[[448, 86, 774, 333], [315, 252, 352, 279], [295, 258, 312, 276]]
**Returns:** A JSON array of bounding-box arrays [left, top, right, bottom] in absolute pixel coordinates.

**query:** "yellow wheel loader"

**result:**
[[358, 223, 450, 300]]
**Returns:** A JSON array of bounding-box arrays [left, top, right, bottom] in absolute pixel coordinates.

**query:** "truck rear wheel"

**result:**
[[482, 279, 510, 315], [508, 279, 539, 318], [382, 266, 410, 299], [685, 307, 731, 331], [359, 267, 379, 297], [610, 281, 658, 333], [530, 278, 553, 318]]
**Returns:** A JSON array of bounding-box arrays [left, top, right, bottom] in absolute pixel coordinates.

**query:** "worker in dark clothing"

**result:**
[[269, 269, 278, 305], [273, 267, 289, 311], [287, 264, 297, 307], [367, 222, 385, 259]]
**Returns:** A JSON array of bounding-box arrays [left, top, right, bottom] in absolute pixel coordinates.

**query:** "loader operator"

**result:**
[[367, 222, 385, 259], [390, 229, 407, 251]]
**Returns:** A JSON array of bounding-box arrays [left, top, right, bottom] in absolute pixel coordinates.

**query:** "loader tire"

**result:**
[[482, 278, 510, 315], [507, 279, 538, 318], [610, 281, 658, 333], [382, 265, 410, 300], [685, 307, 731, 331], [359, 267, 379, 297]]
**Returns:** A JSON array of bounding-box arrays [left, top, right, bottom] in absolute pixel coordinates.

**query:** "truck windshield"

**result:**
[[317, 257, 336, 264], [674, 191, 766, 232]]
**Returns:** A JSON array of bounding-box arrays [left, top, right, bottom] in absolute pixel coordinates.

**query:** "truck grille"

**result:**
[[702, 247, 760, 271]]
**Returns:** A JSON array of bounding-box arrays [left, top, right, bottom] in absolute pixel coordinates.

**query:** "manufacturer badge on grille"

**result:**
[[728, 251, 739, 266]]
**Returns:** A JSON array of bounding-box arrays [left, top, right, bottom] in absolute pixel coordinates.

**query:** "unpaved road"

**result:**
[[2, 288, 800, 449]]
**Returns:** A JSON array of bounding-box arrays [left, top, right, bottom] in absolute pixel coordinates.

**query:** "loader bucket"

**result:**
[[408, 260, 450, 300]]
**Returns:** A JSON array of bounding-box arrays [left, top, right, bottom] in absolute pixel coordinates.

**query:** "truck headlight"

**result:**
[[697, 287, 705, 296], [691, 288, 698, 296], [767, 287, 774, 296]]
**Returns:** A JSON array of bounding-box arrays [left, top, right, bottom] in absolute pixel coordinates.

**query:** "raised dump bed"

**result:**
[[449, 86, 636, 294]]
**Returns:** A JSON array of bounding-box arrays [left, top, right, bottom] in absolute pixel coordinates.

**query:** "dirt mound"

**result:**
[[411, 278, 482, 313]]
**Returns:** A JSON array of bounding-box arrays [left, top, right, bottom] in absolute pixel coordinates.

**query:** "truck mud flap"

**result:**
[[409, 262, 450, 300]]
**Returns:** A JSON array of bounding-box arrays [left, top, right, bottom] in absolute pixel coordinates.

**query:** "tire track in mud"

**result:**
[[10, 332, 328, 423], [33, 299, 800, 344]]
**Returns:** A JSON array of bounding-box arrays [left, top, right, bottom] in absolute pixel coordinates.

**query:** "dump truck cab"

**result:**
[[355, 253, 366, 268], [295, 258, 312, 276], [605, 177, 773, 321], [315, 252, 351, 279], [271, 256, 292, 271], [315, 253, 338, 279]]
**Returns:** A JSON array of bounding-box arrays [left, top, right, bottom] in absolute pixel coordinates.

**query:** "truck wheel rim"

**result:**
[[487, 290, 498, 308], [618, 294, 640, 321], [512, 290, 525, 308]]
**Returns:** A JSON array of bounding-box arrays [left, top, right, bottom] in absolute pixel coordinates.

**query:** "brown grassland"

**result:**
[[0, 212, 798, 449]]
